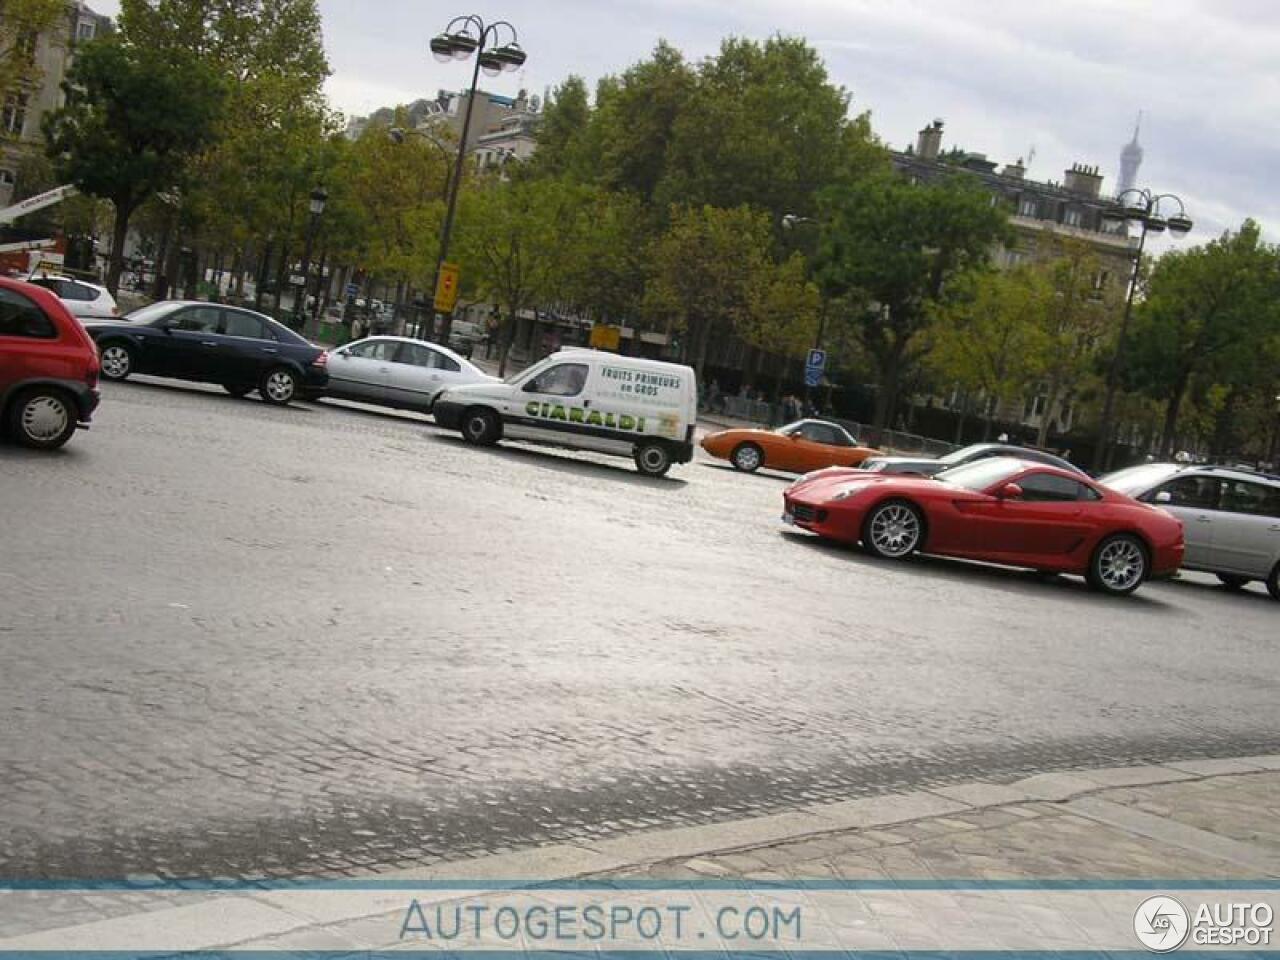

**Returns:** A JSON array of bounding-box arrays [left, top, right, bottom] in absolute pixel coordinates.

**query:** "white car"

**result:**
[[323, 335, 495, 414], [26, 273, 120, 319]]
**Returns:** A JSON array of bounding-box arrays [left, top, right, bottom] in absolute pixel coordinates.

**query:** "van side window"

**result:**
[[524, 363, 588, 397]]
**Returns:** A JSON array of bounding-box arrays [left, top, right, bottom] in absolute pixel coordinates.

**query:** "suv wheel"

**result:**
[[99, 343, 133, 381], [8, 387, 77, 450]]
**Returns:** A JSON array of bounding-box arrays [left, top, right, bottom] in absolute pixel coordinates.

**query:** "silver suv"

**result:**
[[1102, 463, 1280, 599]]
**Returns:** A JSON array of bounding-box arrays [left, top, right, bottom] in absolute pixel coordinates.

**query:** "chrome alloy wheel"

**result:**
[[263, 370, 296, 403], [99, 345, 131, 379], [1097, 537, 1146, 592], [869, 503, 921, 557]]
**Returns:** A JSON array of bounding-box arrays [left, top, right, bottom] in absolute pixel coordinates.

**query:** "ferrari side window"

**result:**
[[1017, 473, 1096, 502]]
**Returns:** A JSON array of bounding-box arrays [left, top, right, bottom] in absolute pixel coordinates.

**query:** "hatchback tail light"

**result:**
[[312, 350, 329, 368]]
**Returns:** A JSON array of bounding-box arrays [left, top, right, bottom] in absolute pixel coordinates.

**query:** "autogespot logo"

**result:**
[[1135, 896, 1191, 952]]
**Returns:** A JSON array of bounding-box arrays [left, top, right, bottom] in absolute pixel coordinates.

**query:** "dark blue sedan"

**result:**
[[85, 301, 328, 405]]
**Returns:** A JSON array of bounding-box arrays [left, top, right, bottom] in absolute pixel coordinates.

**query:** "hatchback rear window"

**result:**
[[0, 287, 56, 338]]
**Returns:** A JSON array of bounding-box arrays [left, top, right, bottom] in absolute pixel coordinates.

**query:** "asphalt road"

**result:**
[[1, 377, 1276, 880]]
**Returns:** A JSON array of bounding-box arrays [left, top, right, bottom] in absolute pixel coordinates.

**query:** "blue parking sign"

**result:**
[[806, 349, 827, 371]]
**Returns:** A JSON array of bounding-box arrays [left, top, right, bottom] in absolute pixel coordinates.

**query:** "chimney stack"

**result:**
[[1002, 157, 1026, 180], [1064, 162, 1103, 198], [916, 119, 944, 161]]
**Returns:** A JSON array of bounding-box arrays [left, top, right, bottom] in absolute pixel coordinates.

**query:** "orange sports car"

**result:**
[[701, 419, 879, 474]]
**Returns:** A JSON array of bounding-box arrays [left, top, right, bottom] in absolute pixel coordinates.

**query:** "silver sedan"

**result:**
[[323, 336, 495, 415]]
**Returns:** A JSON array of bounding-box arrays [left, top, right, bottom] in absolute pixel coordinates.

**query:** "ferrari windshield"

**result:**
[[935, 457, 1024, 491], [1100, 463, 1180, 495]]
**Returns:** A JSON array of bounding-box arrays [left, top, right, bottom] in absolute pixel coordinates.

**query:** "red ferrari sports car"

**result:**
[[783, 457, 1184, 596]]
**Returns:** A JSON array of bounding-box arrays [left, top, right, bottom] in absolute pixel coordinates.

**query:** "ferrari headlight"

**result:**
[[827, 486, 867, 503]]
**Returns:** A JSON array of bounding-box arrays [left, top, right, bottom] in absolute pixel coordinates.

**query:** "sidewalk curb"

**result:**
[[4, 756, 1278, 953]]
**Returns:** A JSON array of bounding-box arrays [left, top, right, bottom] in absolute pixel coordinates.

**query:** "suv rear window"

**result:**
[[0, 287, 56, 338]]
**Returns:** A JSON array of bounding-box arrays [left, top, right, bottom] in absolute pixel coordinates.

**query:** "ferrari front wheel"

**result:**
[[1087, 534, 1148, 596], [862, 500, 923, 560]]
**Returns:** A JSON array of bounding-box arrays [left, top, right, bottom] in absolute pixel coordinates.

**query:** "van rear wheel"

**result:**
[[634, 442, 672, 477], [462, 408, 500, 445]]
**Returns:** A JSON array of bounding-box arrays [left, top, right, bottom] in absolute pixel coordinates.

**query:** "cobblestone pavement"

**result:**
[[1, 378, 1277, 881]]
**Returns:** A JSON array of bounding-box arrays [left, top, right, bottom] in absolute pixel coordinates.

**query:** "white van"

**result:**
[[432, 349, 698, 477]]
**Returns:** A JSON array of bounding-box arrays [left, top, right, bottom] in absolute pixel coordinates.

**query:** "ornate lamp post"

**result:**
[[1094, 188, 1193, 470], [295, 186, 328, 335], [427, 15, 526, 345]]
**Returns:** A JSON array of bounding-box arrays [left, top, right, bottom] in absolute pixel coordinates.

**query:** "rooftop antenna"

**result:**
[[1025, 145, 1036, 170]]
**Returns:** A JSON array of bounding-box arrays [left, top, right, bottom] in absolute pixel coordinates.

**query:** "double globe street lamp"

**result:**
[[426, 15, 526, 343], [1094, 188, 1193, 470]]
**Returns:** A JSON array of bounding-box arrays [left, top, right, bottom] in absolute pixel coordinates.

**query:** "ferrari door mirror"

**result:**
[[998, 482, 1023, 500]]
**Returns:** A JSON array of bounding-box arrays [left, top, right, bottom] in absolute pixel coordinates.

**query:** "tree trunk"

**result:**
[[1159, 372, 1191, 457], [694, 321, 714, 381], [151, 216, 173, 300], [1036, 383, 1063, 448], [106, 201, 134, 296], [498, 308, 518, 378]]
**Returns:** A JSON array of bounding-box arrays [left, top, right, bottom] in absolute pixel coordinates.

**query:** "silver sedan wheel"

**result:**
[[21, 394, 70, 442], [869, 503, 921, 558], [263, 370, 297, 403], [1097, 538, 1146, 592], [100, 345, 131, 379]]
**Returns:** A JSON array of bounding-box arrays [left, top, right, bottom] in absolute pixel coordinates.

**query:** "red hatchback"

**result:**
[[0, 276, 101, 449]]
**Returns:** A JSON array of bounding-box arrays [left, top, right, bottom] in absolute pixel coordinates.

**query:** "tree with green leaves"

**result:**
[[643, 204, 775, 378], [1024, 235, 1117, 447], [658, 36, 860, 218], [455, 176, 595, 376], [815, 171, 1011, 428], [926, 266, 1048, 439], [43, 37, 225, 293], [1125, 220, 1280, 455]]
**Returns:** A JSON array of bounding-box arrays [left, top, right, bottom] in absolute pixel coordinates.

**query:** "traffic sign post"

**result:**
[[804, 348, 826, 388], [434, 262, 461, 314]]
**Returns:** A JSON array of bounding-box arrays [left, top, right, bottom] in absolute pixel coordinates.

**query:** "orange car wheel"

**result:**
[[730, 442, 764, 473]]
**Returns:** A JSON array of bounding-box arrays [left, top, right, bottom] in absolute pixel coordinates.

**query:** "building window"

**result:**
[[1063, 208, 1083, 227], [1018, 197, 1038, 218], [77, 20, 96, 41], [1092, 270, 1110, 291], [0, 170, 15, 186], [2, 94, 29, 136]]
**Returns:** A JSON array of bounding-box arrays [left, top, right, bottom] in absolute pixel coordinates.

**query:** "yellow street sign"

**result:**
[[434, 262, 461, 313], [589, 324, 621, 351]]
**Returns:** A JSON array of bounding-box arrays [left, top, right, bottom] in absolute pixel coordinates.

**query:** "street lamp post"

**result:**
[[296, 186, 328, 335], [428, 15, 526, 346], [1094, 188, 1193, 471]]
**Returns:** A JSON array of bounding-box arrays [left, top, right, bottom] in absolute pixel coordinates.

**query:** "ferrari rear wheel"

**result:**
[[731, 442, 764, 473], [1087, 534, 1148, 596], [862, 500, 923, 560]]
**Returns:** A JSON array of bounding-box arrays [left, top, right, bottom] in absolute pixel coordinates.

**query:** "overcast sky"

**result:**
[[96, 0, 1279, 246]]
